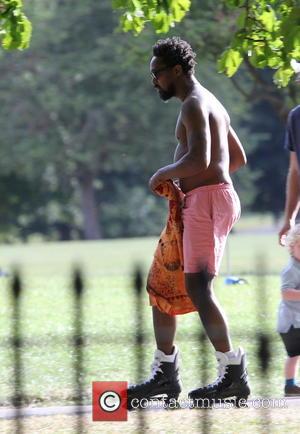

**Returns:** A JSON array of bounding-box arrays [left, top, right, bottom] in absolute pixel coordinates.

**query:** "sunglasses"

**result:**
[[150, 65, 174, 80]]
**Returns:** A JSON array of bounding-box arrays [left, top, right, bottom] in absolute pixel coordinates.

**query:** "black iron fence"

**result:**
[[1, 266, 282, 433]]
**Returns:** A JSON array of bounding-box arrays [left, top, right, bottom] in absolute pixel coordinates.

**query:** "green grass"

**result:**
[[0, 232, 290, 412], [233, 212, 275, 231]]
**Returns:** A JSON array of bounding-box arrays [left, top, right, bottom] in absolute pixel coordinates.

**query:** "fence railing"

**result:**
[[2, 266, 278, 433]]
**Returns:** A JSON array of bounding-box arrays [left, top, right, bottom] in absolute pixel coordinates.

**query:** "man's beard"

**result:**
[[157, 84, 175, 101]]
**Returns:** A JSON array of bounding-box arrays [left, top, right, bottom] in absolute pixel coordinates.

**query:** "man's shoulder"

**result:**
[[181, 94, 204, 115], [182, 86, 210, 110], [289, 105, 300, 119]]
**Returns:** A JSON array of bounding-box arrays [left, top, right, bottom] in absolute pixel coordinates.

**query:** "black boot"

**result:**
[[127, 346, 182, 410], [285, 384, 300, 396], [188, 347, 250, 407]]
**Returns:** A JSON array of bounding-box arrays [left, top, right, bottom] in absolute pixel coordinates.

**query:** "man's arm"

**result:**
[[228, 126, 247, 173], [278, 152, 300, 245], [282, 288, 300, 301], [149, 98, 210, 190]]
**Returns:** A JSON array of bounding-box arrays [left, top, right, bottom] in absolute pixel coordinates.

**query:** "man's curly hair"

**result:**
[[153, 37, 196, 75]]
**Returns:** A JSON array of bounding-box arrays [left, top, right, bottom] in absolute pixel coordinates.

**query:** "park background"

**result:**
[[0, 0, 299, 242], [1, 1, 300, 433]]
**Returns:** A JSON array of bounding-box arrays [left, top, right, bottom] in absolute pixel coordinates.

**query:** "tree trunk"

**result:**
[[78, 171, 102, 240]]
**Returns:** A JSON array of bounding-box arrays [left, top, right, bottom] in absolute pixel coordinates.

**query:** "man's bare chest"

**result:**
[[175, 114, 187, 146]]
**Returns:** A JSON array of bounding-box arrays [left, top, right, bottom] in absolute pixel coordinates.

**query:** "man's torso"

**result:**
[[286, 105, 300, 163], [174, 85, 232, 193]]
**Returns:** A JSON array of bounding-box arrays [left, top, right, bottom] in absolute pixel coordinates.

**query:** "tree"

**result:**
[[113, 0, 298, 218], [172, 1, 298, 216], [113, 0, 300, 86], [0, 0, 184, 239], [0, 0, 295, 240], [0, 0, 31, 49], [246, 97, 288, 220]]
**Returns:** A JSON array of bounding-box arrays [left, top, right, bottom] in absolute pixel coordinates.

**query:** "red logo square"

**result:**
[[92, 381, 128, 421]]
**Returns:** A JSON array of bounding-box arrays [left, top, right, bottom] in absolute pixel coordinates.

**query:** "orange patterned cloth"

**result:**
[[146, 180, 196, 316]]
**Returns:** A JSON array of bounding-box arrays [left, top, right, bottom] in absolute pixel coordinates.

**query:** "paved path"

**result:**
[[0, 405, 92, 419], [0, 397, 300, 419]]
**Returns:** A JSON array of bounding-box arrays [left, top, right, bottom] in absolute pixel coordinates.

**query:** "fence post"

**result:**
[[256, 257, 272, 434], [11, 271, 23, 434], [199, 331, 210, 433], [133, 266, 145, 432], [72, 268, 84, 434]]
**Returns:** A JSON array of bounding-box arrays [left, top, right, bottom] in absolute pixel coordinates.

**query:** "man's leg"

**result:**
[[184, 270, 232, 352], [186, 269, 250, 404], [183, 185, 250, 403], [152, 306, 177, 355], [127, 306, 181, 408]]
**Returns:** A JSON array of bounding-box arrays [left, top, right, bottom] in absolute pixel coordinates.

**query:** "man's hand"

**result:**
[[278, 221, 292, 246], [149, 169, 167, 194]]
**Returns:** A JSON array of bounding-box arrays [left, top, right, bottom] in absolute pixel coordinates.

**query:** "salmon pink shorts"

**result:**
[[182, 183, 240, 275]]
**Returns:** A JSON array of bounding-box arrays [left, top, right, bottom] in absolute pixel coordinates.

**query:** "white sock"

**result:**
[[216, 348, 243, 364], [156, 345, 178, 362], [225, 349, 237, 359]]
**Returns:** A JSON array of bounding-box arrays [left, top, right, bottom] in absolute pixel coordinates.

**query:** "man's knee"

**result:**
[[185, 269, 214, 306], [185, 268, 214, 289]]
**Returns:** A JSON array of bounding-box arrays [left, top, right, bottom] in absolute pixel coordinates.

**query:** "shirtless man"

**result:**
[[128, 37, 250, 407]]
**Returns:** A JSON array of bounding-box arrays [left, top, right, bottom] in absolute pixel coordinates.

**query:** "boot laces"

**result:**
[[208, 361, 228, 388], [142, 356, 164, 385]]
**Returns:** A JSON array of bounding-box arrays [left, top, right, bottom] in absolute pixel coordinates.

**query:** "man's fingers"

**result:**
[[278, 229, 287, 246], [279, 236, 285, 246]]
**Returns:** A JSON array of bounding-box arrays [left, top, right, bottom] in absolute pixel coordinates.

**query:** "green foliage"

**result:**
[[112, 0, 191, 34], [112, 0, 300, 86], [219, 0, 300, 87], [218, 48, 243, 77], [0, 0, 180, 240], [0, 0, 296, 240], [0, 0, 31, 49]]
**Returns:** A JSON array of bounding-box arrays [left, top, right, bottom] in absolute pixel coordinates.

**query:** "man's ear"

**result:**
[[174, 64, 183, 76]]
